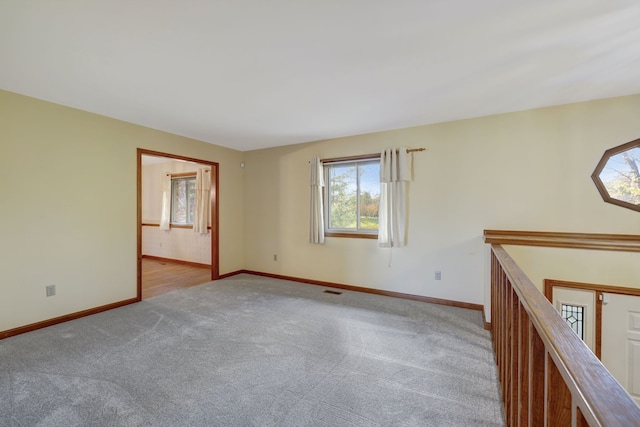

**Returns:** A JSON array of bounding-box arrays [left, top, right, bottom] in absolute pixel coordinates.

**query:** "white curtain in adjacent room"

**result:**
[[159, 172, 172, 230], [379, 147, 412, 247], [309, 157, 325, 244], [194, 168, 211, 234]]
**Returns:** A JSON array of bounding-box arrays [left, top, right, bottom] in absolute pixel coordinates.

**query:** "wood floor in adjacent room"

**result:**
[[142, 258, 212, 299]]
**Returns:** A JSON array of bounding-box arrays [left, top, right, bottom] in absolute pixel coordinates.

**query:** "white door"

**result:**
[[552, 287, 596, 353], [601, 293, 640, 406]]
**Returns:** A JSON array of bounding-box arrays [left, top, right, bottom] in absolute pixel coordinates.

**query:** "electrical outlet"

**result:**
[[435, 271, 441, 280], [46, 284, 56, 297], [273, 254, 278, 261]]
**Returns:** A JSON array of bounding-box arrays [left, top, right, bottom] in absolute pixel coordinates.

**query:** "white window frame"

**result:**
[[170, 175, 196, 225], [323, 154, 380, 239]]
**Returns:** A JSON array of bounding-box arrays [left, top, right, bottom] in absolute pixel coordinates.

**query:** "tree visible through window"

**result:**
[[325, 158, 380, 236], [171, 176, 196, 224], [592, 138, 640, 212]]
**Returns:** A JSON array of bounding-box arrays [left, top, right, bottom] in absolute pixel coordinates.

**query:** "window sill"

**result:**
[[325, 232, 378, 240], [170, 223, 194, 229]]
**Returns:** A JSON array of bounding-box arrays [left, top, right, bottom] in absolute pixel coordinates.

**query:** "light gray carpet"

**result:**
[[0, 274, 504, 426]]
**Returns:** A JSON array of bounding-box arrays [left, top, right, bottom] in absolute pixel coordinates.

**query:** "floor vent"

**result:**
[[323, 290, 342, 295]]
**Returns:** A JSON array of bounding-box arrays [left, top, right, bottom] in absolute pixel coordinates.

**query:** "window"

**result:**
[[561, 303, 585, 340], [171, 176, 196, 225], [324, 156, 380, 238], [592, 137, 640, 212]]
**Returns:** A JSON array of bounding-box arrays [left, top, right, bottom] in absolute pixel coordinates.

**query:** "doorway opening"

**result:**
[[137, 148, 219, 300]]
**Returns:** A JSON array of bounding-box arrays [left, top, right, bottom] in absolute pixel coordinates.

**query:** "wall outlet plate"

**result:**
[[46, 284, 56, 297]]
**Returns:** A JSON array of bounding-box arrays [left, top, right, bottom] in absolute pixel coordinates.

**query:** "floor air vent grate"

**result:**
[[323, 290, 342, 295]]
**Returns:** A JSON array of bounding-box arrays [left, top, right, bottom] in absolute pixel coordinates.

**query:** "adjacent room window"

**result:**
[[324, 156, 380, 238], [171, 176, 196, 225]]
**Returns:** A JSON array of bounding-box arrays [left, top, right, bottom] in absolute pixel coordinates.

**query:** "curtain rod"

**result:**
[[313, 148, 427, 164]]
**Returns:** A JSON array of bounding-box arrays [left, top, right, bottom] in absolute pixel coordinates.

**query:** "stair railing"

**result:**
[[489, 243, 640, 426]]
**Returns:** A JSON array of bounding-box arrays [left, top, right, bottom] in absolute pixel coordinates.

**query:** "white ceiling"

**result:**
[[2, 1, 640, 151]]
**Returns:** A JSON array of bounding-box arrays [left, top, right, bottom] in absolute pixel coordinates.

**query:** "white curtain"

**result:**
[[309, 157, 325, 244], [159, 172, 171, 230], [379, 147, 412, 247], [194, 168, 211, 234]]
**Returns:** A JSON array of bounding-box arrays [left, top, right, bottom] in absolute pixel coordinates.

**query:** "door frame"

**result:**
[[136, 148, 220, 301]]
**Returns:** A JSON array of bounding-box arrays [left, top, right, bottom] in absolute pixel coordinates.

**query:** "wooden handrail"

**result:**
[[490, 244, 640, 426], [484, 230, 640, 252]]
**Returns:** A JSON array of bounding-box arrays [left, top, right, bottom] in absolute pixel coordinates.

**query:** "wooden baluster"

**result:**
[[546, 354, 572, 426], [518, 302, 529, 427], [530, 326, 545, 426], [510, 287, 519, 426]]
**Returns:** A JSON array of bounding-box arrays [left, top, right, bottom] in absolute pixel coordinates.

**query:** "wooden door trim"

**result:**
[[137, 149, 220, 301], [544, 279, 640, 360], [545, 279, 640, 300]]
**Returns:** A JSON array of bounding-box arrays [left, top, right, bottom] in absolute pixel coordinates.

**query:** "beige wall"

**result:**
[[2, 88, 639, 332], [243, 95, 640, 316], [0, 90, 245, 331], [504, 245, 639, 291]]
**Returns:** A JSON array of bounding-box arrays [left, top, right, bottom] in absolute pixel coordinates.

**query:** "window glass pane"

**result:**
[[325, 159, 380, 234], [171, 177, 196, 224], [561, 304, 585, 340], [359, 162, 380, 230], [598, 147, 640, 206], [329, 164, 357, 229]]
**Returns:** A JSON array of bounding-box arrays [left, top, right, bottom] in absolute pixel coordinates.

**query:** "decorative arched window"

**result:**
[[591, 138, 640, 212]]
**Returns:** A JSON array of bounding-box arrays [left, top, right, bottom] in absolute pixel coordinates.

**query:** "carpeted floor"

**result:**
[[0, 274, 504, 426]]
